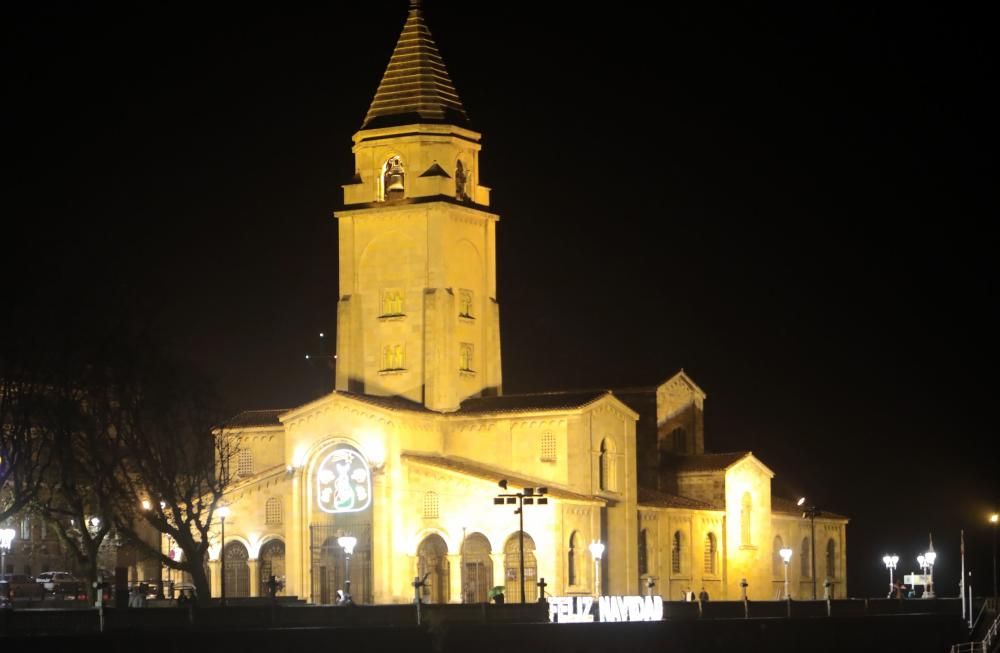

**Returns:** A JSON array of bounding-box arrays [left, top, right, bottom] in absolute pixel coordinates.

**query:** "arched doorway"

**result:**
[[504, 533, 537, 603], [259, 539, 285, 596], [417, 534, 450, 604], [461, 533, 492, 603], [223, 541, 250, 598]]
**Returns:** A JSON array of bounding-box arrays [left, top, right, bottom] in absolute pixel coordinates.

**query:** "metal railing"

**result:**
[[951, 610, 1000, 653]]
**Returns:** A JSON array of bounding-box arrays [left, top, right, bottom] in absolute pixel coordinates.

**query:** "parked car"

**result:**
[[1, 574, 46, 600], [36, 571, 86, 599]]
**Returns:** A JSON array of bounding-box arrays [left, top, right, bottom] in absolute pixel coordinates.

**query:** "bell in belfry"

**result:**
[[384, 156, 405, 200]]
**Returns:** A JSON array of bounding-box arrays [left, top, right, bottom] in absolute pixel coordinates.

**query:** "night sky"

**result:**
[[5, 2, 995, 599]]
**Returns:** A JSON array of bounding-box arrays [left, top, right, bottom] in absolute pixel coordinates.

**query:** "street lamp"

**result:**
[[798, 497, 820, 600], [882, 554, 899, 597], [779, 547, 793, 599], [493, 480, 548, 603], [217, 505, 231, 605], [990, 513, 998, 609], [0, 528, 14, 578], [919, 535, 937, 599], [338, 535, 357, 604], [589, 541, 605, 598]]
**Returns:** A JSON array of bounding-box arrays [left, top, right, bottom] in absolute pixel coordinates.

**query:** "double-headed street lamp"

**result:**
[[589, 541, 605, 597], [798, 497, 820, 600], [0, 528, 15, 578], [882, 554, 899, 597], [779, 547, 793, 599], [338, 535, 357, 604], [217, 505, 231, 605], [494, 480, 548, 603], [918, 537, 937, 599]]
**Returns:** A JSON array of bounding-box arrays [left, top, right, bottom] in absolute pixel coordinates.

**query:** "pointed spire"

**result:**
[[362, 2, 469, 129]]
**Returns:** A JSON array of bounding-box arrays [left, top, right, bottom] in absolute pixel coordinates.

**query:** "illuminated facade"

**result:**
[[206, 3, 847, 605]]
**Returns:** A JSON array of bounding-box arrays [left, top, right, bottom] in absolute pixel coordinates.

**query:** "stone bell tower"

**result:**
[[333, 1, 502, 412]]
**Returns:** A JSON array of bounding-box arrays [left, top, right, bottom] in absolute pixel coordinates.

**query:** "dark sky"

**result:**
[[5, 2, 996, 599]]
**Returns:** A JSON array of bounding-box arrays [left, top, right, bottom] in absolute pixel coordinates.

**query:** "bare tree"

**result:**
[[111, 351, 235, 604], [0, 321, 57, 530]]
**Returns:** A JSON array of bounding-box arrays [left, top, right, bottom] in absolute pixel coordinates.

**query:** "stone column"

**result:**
[[288, 468, 304, 600], [447, 553, 463, 603], [248, 559, 261, 597], [209, 560, 221, 598]]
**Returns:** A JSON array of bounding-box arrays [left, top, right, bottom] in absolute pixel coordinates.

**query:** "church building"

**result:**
[[205, 3, 848, 606]]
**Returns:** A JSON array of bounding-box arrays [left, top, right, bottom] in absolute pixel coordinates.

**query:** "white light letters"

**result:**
[[549, 595, 663, 623]]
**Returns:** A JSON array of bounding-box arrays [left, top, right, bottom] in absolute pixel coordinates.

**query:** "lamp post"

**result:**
[[493, 480, 548, 603], [0, 528, 15, 578], [779, 547, 793, 599], [882, 554, 899, 597], [338, 535, 357, 603], [798, 497, 820, 600], [589, 541, 605, 598], [920, 535, 937, 599], [217, 505, 230, 605], [991, 513, 998, 608]]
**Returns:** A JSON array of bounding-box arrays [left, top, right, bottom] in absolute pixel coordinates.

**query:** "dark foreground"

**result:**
[[1, 600, 969, 653]]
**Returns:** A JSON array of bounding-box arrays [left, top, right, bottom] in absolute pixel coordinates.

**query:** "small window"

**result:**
[[704, 533, 717, 575], [741, 492, 752, 546], [671, 531, 682, 574], [540, 432, 556, 462], [238, 449, 254, 477], [423, 491, 439, 519], [638, 529, 649, 576], [382, 344, 405, 371], [568, 531, 581, 586], [381, 288, 404, 316], [671, 427, 687, 453], [458, 289, 474, 318], [265, 497, 282, 526], [459, 343, 474, 372], [599, 439, 616, 492], [826, 539, 836, 579]]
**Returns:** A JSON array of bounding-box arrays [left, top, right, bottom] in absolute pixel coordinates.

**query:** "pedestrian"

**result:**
[[698, 587, 710, 602]]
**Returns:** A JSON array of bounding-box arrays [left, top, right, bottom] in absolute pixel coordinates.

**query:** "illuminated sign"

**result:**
[[316, 444, 371, 514], [549, 595, 663, 623]]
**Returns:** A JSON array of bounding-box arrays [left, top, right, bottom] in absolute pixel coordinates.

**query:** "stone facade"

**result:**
[[198, 4, 848, 604]]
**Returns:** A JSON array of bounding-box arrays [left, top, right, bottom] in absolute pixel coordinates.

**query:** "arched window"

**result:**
[[381, 156, 405, 201], [238, 449, 253, 477], [382, 344, 404, 370], [599, 439, 616, 492], [638, 529, 649, 576], [461, 533, 492, 603], [671, 531, 682, 574], [671, 427, 687, 453], [423, 491, 439, 519], [265, 497, 282, 526], [504, 533, 537, 602], [259, 539, 285, 596], [381, 288, 404, 316], [741, 492, 752, 546], [417, 534, 450, 603], [826, 539, 836, 579], [223, 541, 250, 598], [704, 533, 717, 575], [459, 343, 474, 371], [800, 538, 811, 577], [540, 432, 556, 462], [568, 531, 581, 586], [772, 535, 785, 577]]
